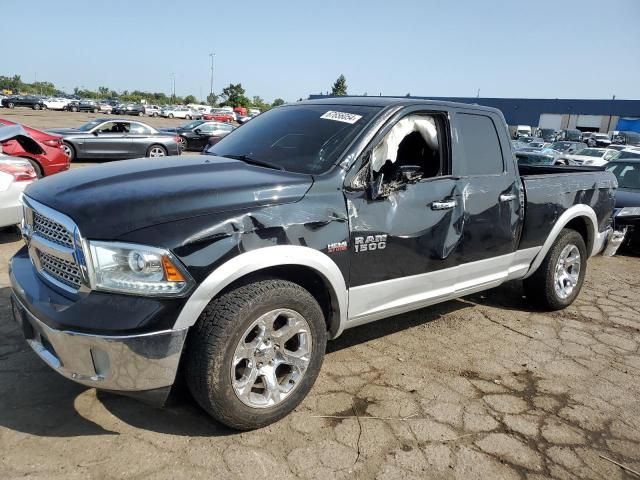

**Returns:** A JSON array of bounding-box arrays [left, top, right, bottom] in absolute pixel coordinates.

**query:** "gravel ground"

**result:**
[[0, 109, 639, 479]]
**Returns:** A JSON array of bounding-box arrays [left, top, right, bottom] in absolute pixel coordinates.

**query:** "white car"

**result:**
[[0, 156, 37, 228], [161, 106, 200, 119], [560, 148, 620, 166], [43, 97, 70, 110]]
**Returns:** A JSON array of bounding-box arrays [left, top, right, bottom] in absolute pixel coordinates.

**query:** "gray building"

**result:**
[[307, 95, 640, 133]]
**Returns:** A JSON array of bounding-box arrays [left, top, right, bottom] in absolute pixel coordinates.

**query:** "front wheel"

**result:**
[[186, 114, 192, 120], [523, 228, 587, 310], [168, 113, 174, 119], [33, 103, 41, 110], [146, 144, 167, 157], [185, 279, 327, 430], [61, 142, 75, 161]]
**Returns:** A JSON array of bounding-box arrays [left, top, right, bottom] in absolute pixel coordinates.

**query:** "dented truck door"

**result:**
[[346, 108, 464, 323]]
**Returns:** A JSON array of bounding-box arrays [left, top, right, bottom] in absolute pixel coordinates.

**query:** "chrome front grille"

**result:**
[[23, 198, 86, 293], [33, 211, 74, 248], [38, 250, 82, 288]]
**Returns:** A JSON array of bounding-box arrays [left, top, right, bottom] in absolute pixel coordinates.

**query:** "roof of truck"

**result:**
[[297, 96, 504, 115]]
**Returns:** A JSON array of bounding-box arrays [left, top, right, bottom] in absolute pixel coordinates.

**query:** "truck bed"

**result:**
[[518, 166, 617, 250]]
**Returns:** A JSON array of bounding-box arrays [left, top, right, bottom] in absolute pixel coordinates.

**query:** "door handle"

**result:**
[[431, 200, 457, 210], [500, 193, 517, 202]]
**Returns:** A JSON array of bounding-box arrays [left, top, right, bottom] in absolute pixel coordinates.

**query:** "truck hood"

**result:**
[[24, 155, 313, 239]]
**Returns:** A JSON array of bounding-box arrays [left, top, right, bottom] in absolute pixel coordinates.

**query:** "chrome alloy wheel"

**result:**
[[148, 146, 166, 157], [61, 144, 72, 158], [554, 244, 581, 299], [231, 308, 312, 408]]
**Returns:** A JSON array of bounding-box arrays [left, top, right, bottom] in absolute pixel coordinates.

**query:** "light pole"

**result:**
[[170, 73, 176, 103], [209, 52, 215, 104]]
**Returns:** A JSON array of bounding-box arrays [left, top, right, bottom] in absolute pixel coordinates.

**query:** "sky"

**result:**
[[3, 0, 639, 102]]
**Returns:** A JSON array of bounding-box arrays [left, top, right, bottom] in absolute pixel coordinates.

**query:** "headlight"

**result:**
[[617, 207, 640, 217], [88, 241, 193, 296]]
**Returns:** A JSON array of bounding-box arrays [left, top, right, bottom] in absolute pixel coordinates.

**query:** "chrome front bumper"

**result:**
[[11, 294, 188, 392]]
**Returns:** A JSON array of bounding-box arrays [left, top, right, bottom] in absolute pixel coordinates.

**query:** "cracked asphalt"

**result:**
[[1, 225, 639, 479]]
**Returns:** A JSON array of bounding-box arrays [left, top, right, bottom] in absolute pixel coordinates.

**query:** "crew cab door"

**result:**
[[450, 109, 522, 290], [345, 108, 464, 322]]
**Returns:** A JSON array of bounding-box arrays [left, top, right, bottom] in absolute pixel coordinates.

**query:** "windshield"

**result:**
[[208, 104, 381, 174], [575, 148, 603, 157], [550, 142, 572, 151], [607, 162, 640, 189], [76, 120, 103, 132], [181, 120, 205, 130], [618, 151, 640, 160], [594, 134, 609, 139]]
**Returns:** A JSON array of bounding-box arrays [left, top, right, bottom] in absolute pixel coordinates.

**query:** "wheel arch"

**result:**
[[523, 204, 598, 279], [173, 246, 348, 338]]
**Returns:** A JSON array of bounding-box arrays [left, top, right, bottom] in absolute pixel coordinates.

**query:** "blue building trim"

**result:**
[[307, 95, 640, 126]]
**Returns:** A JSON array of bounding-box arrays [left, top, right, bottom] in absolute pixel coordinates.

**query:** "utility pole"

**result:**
[[170, 73, 176, 103], [209, 53, 215, 103]]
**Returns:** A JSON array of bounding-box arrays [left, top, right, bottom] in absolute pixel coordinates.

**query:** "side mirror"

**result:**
[[92, 130, 99, 136], [194, 128, 202, 134]]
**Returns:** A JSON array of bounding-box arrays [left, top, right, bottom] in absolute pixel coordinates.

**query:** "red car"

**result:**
[[0, 119, 70, 177], [202, 111, 234, 123]]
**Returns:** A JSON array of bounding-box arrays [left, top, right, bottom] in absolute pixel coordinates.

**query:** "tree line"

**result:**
[[0, 74, 286, 110]]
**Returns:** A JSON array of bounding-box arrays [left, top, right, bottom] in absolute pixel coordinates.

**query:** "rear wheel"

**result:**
[[24, 159, 43, 178], [8, 102, 15, 109], [71, 106, 78, 112], [33, 103, 41, 110], [186, 114, 192, 120], [168, 113, 174, 119], [138, 111, 144, 116], [185, 279, 327, 430], [177, 136, 188, 150], [523, 228, 587, 310], [61, 142, 75, 161], [92, 108, 98, 113], [146, 144, 167, 157]]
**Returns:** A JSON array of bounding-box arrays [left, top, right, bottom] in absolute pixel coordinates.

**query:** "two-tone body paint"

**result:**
[[16, 98, 617, 338]]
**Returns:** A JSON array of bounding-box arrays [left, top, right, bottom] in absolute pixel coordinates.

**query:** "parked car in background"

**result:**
[[536, 128, 557, 142], [111, 103, 131, 115], [43, 97, 71, 110], [144, 104, 162, 117], [514, 125, 532, 138], [2, 95, 47, 110], [127, 104, 146, 116], [559, 147, 620, 166], [98, 102, 113, 114], [159, 121, 234, 151], [548, 141, 588, 154], [611, 131, 640, 147], [0, 126, 38, 227], [556, 129, 583, 142], [202, 109, 235, 122], [65, 100, 99, 113], [48, 119, 181, 161], [161, 106, 199, 119], [606, 158, 640, 252], [585, 133, 612, 148], [0, 118, 70, 177]]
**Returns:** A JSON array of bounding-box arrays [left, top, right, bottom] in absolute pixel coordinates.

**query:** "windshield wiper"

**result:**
[[220, 154, 285, 171]]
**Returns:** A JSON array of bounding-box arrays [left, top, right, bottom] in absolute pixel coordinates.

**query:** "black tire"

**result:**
[[186, 114, 192, 120], [8, 102, 15, 109], [152, 112, 158, 117], [62, 142, 76, 161], [92, 108, 98, 113], [185, 279, 327, 430], [177, 136, 188, 151], [33, 103, 41, 110], [523, 228, 587, 310], [146, 144, 167, 157], [168, 113, 174, 119], [71, 106, 78, 112], [26, 159, 43, 178], [138, 111, 144, 116]]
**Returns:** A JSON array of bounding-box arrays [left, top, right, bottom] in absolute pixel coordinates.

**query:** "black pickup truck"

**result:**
[[9, 98, 620, 430]]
